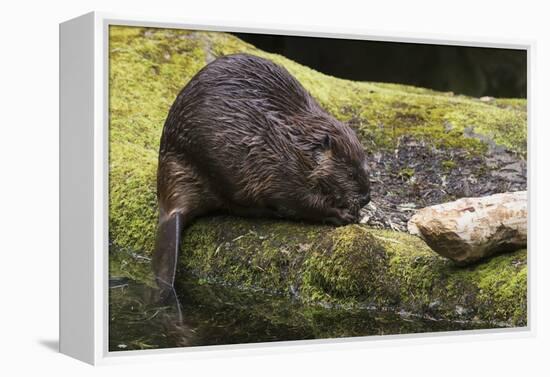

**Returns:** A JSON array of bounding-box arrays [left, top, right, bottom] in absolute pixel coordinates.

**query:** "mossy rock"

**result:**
[[108, 26, 527, 326]]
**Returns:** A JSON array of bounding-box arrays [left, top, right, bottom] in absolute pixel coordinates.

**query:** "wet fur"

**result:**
[[154, 53, 370, 288]]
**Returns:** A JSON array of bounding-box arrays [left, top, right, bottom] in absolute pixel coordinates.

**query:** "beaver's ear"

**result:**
[[313, 135, 332, 165]]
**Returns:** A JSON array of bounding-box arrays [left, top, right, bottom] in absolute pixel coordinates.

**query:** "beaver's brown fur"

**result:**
[[153, 53, 370, 288]]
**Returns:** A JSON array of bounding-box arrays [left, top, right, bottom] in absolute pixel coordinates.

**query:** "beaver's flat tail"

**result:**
[[152, 212, 184, 289]]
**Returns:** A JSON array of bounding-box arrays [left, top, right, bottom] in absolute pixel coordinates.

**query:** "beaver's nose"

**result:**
[[359, 193, 371, 207]]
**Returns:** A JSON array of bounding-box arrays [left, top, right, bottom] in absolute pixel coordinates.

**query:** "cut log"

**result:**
[[407, 191, 527, 264]]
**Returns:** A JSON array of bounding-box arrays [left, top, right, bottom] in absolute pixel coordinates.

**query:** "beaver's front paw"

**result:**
[[337, 208, 359, 224], [324, 208, 358, 225]]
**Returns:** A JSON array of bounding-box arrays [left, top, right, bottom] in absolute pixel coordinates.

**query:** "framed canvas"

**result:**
[[59, 11, 533, 365]]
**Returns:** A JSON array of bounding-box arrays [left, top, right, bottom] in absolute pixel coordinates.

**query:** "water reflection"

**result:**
[[109, 277, 498, 351]]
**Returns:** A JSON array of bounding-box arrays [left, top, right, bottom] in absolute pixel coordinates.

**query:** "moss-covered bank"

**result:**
[[109, 26, 527, 326]]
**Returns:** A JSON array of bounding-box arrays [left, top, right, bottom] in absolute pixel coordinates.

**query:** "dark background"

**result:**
[[233, 33, 527, 98]]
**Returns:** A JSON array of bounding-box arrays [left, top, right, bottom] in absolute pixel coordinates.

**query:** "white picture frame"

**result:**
[[59, 11, 534, 365]]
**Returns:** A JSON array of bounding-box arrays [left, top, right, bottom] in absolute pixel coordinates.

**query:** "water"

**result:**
[[109, 277, 499, 351]]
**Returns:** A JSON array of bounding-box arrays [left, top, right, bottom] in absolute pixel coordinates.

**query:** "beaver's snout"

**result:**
[[359, 192, 371, 207]]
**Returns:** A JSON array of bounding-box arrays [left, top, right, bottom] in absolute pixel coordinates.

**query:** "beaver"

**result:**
[[153, 53, 371, 289]]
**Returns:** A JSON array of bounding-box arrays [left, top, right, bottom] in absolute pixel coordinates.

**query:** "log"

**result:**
[[111, 216, 527, 326], [408, 191, 527, 264]]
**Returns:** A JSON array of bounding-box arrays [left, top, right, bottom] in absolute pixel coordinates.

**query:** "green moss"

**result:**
[[109, 143, 158, 253], [398, 167, 415, 180], [108, 25, 527, 325], [180, 217, 324, 293], [442, 160, 457, 171], [301, 226, 388, 305], [461, 250, 527, 324]]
